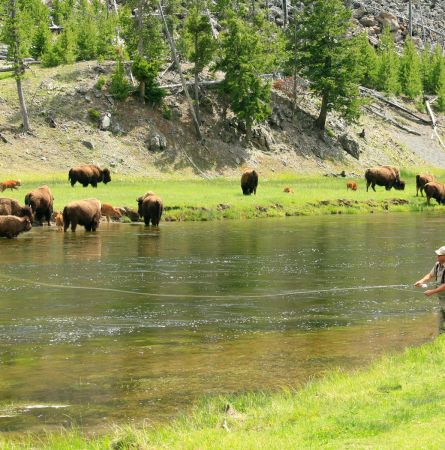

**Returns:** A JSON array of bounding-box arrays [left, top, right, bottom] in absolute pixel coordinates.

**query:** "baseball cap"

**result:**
[[435, 246, 445, 255]]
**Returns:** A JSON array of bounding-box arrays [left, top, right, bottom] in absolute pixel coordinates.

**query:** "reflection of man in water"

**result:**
[[414, 246, 445, 333]]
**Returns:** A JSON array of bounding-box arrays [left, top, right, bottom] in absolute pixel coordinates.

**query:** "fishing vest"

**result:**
[[434, 262, 445, 285]]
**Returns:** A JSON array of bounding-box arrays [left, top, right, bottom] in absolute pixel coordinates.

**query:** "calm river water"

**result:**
[[0, 213, 442, 433]]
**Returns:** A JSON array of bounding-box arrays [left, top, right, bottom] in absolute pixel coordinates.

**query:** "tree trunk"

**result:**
[[16, 76, 29, 132], [194, 69, 201, 124], [315, 93, 328, 130], [139, 80, 145, 104]]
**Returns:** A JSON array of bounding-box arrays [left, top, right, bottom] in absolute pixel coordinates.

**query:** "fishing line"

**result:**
[[0, 273, 418, 300]]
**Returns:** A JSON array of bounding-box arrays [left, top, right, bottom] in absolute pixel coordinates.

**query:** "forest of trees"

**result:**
[[0, 0, 444, 134]]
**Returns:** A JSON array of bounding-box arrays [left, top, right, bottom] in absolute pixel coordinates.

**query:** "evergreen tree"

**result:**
[[399, 37, 422, 99], [75, 1, 99, 60], [216, 12, 272, 134], [357, 33, 378, 89], [182, 2, 216, 122], [292, 0, 363, 130], [376, 25, 400, 95], [437, 67, 445, 112], [430, 44, 444, 94], [30, 20, 51, 60], [420, 42, 433, 94], [109, 49, 132, 100]]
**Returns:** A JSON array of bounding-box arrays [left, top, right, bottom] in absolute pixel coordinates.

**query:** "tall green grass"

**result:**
[[1, 171, 444, 221]]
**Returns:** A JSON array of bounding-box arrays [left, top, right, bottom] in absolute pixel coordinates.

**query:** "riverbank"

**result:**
[[2, 170, 445, 222], [2, 335, 444, 449]]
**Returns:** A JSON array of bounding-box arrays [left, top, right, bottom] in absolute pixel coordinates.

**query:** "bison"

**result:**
[[137, 192, 163, 226], [424, 182, 445, 206], [364, 166, 405, 192], [346, 181, 357, 191], [101, 203, 122, 223], [0, 198, 33, 221], [0, 179, 21, 192], [283, 187, 294, 194], [0, 215, 32, 239], [241, 169, 258, 195], [416, 174, 435, 197], [24, 185, 54, 226], [68, 164, 111, 188], [53, 211, 64, 230], [63, 198, 102, 232]]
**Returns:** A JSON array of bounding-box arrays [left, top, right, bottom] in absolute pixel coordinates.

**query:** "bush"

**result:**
[[109, 57, 132, 101], [162, 105, 172, 120], [88, 108, 101, 122], [95, 76, 106, 90]]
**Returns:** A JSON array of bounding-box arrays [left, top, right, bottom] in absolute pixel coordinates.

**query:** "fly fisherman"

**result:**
[[415, 246, 445, 333]]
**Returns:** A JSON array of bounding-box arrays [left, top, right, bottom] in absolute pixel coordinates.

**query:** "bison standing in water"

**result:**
[[24, 185, 54, 225], [365, 166, 405, 192], [241, 169, 258, 195], [137, 192, 163, 226], [63, 198, 102, 232], [424, 182, 445, 205], [416, 174, 435, 197], [0, 198, 33, 221], [68, 164, 111, 188], [0, 215, 32, 238]]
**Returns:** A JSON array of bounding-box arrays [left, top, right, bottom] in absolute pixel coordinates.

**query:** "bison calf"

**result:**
[[101, 203, 122, 222], [346, 181, 357, 191], [241, 169, 258, 195], [0, 179, 21, 192], [416, 174, 435, 197], [283, 187, 294, 194], [63, 198, 102, 232], [137, 192, 163, 226], [68, 164, 111, 188], [424, 182, 445, 206], [0, 215, 32, 239]]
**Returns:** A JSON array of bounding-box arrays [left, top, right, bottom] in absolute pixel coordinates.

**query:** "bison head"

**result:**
[[22, 206, 34, 221], [102, 168, 111, 184], [23, 217, 32, 232], [394, 180, 405, 191]]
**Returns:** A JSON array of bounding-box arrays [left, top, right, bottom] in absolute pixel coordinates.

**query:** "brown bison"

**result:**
[[364, 166, 405, 192], [0, 198, 33, 221], [63, 198, 102, 232], [101, 203, 122, 222], [53, 211, 64, 230], [416, 174, 435, 197], [0, 179, 21, 192], [68, 164, 111, 188], [346, 181, 357, 191], [0, 215, 32, 239], [241, 169, 258, 195], [283, 187, 294, 194], [424, 182, 445, 205], [24, 185, 54, 225], [137, 192, 163, 226]]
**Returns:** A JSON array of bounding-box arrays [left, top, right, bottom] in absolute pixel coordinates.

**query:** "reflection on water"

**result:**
[[0, 215, 442, 433]]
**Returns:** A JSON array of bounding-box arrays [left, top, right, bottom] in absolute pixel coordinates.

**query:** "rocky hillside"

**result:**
[[0, 60, 444, 178]]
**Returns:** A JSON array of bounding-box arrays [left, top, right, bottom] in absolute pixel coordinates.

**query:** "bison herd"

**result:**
[[0, 163, 443, 239]]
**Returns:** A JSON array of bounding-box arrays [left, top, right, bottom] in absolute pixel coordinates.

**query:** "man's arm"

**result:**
[[425, 283, 445, 297], [415, 272, 434, 287]]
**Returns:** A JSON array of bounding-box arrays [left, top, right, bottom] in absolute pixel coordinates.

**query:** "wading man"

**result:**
[[415, 246, 445, 333]]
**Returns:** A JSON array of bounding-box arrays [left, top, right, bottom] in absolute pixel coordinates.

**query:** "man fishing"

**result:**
[[415, 246, 445, 333]]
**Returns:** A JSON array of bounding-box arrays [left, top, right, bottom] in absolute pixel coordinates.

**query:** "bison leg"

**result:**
[[70, 180, 76, 187], [82, 183, 89, 187], [371, 183, 376, 192], [427, 197, 431, 206], [144, 216, 151, 226], [71, 220, 78, 231], [92, 182, 98, 188]]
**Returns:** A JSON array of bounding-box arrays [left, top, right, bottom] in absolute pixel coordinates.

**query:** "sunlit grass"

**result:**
[[1, 171, 445, 221]]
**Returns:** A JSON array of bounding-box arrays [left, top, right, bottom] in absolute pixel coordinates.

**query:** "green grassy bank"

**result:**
[[2, 335, 445, 449], [2, 170, 445, 221]]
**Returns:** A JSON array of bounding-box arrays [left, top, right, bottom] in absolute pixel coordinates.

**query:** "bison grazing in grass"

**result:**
[[0, 198, 33, 221], [0, 215, 32, 239], [424, 182, 445, 206], [24, 185, 54, 226], [346, 181, 357, 191], [137, 192, 163, 226], [0, 179, 21, 192], [365, 166, 405, 192], [63, 198, 102, 232], [416, 174, 435, 197], [68, 164, 111, 188], [241, 169, 258, 195]]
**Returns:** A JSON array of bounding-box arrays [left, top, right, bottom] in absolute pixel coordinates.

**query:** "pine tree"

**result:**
[[399, 37, 422, 99], [182, 2, 216, 122], [357, 33, 379, 89], [30, 20, 51, 60], [420, 42, 433, 94], [292, 0, 363, 130], [430, 44, 444, 94], [216, 12, 273, 134], [435, 56, 445, 112], [376, 25, 400, 95]]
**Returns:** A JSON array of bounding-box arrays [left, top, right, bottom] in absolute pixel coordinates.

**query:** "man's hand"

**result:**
[[424, 290, 435, 297]]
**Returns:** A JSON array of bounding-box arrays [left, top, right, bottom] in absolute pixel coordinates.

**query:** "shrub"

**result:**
[[95, 76, 106, 90], [88, 108, 101, 122], [162, 105, 172, 120], [109, 57, 132, 101]]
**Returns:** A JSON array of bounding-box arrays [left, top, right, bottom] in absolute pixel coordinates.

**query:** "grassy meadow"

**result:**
[[1, 169, 445, 221], [2, 335, 445, 449]]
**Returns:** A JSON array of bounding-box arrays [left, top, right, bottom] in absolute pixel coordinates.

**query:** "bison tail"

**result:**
[[416, 174, 420, 185]]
